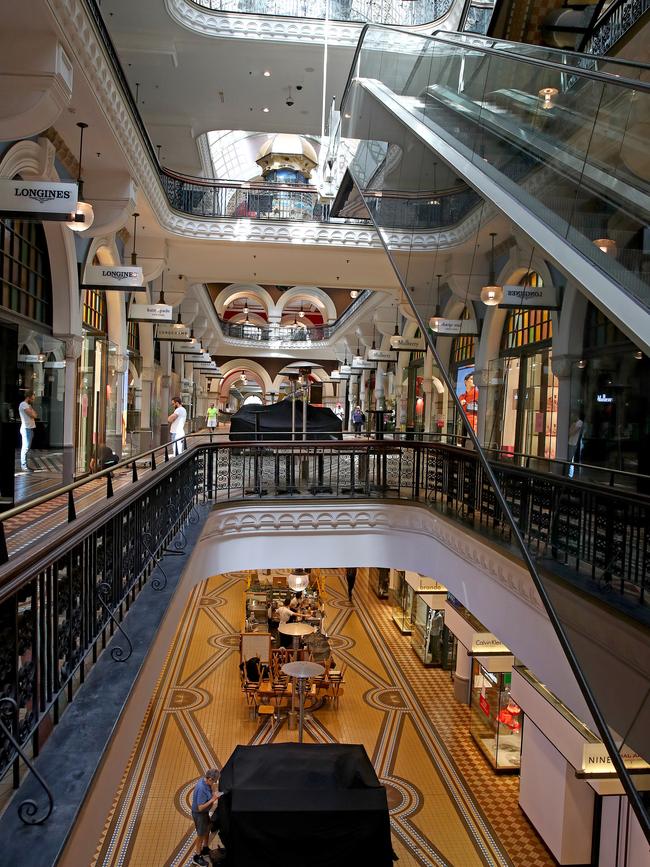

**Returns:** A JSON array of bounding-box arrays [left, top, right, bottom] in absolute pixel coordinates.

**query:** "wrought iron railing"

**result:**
[[0, 433, 648, 823], [218, 289, 372, 342], [189, 0, 454, 26], [581, 0, 649, 55]]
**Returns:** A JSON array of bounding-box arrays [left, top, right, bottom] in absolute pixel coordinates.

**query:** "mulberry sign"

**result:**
[[0, 179, 77, 215], [83, 265, 145, 290]]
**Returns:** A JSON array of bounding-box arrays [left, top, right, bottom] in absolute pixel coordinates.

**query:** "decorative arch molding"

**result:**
[[230, 312, 267, 327], [216, 284, 274, 318], [82, 235, 127, 352], [218, 358, 274, 393], [0, 138, 81, 338], [276, 287, 337, 324]]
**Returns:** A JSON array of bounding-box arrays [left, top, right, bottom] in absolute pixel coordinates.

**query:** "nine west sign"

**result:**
[[0, 179, 78, 215], [83, 265, 144, 290]]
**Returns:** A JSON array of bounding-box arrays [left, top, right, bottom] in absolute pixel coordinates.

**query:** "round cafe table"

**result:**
[[278, 621, 314, 651], [281, 661, 325, 743]]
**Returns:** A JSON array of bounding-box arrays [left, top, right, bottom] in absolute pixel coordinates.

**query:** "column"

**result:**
[[374, 365, 386, 410], [58, 334, 83, 484], [139, 365, 154, 452], [551, 354, 580, 461], [453, 640, 472, 704], [107, 352, 129, 457], [159, 342, 171, 446]]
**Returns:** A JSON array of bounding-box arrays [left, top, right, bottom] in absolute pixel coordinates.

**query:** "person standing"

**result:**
[[345, 567, 357, 603], [191, 768, 221, 865], [206, 402, 218, 433], [168, 396, 187, 455], [567, 413, 585, 478], [18, 392, 37, 472], [351, 405, 365, 434]]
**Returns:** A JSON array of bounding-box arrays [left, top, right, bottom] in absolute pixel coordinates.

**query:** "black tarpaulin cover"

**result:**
[[228, 400, 342, 441], [216, 743, 393, 867]]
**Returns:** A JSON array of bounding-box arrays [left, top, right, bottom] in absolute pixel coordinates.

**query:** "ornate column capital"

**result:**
[[56, 333, 84, 361], [140, 366, 155, 382], [472, 368, 489, 389]]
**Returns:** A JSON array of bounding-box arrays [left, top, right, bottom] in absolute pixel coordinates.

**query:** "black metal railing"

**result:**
[[580, 0, 650, 55], [0, 433, 648, 821]]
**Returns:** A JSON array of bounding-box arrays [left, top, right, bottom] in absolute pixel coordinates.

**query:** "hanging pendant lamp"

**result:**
[[66, 122, 94, 232], [480, 233, 503, 306]]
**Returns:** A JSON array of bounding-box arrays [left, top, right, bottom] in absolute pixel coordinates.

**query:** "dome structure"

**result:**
[[256, 134, 318, 180]]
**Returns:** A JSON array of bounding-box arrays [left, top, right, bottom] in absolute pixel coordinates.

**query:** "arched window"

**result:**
[[451, 307, 475, 364], [0, 218, 52, 326], [500, 273, 552, 353], [82, 288, 106, 333]]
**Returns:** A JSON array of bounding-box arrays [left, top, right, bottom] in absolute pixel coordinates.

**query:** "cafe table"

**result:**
[[281, 661, 325, 743]]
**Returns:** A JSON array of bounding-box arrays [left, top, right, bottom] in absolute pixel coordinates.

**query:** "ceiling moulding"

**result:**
[[46, 0, 480, 251], [165, 0, 362, 46]]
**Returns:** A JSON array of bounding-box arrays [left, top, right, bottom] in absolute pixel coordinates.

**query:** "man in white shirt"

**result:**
[[18, 392, 37, 472], [168, 396, 187, 455]]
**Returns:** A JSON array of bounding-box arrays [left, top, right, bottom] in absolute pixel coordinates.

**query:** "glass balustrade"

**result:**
[[339, 24, 650, 840]]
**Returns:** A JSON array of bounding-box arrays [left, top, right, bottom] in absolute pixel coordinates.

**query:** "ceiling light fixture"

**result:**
[[593, 237, 617, 256], [287, 569, 309, 592], [350, 289, 359, 299], [299, 303, 305, 318], [480, 233, 503, 306], [577, 358, 587, 369], [173, 309, 185, 330], [263, 70, 271, 77], [66, 122, 94, 232], [157, 269, 166, 304], [634, 350, 643, 360], [130, 211, 140, 265], [539, 87, 559, 110], [262, 107, 270, 113]]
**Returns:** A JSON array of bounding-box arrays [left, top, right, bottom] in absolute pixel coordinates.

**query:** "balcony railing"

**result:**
[[219, 289, 371, 342], [0, 434, 648, 831], [189, 0, 454, 26]]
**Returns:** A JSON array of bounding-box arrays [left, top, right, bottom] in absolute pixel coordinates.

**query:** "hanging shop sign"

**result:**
[[155, 324, 191, 341], [429, 318, 479, 336], [83, 265, 145, 290], [351, 355, 377, 370], [44, 360, 66, 369], [331, 369, 350, 380], [339, 364, 352, 375], [471, 633, 510, 654], [390, 335, 425, 351], [367, 348, 397, 362], [173, 341, 201, 354], [128, 303, 173, 323], [498, 284, 560, 309], [0, 179, 78, 216]]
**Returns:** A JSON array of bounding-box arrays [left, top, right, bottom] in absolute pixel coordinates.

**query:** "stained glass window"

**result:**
[[452, 306, 475, 364], [82, 287, 106, 333], [0, 218, 52, 326], [500, 273, 552, 353]]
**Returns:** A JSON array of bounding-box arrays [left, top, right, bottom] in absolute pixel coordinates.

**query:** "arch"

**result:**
[[229, 311, 267, 327], [276, 286, 337, 324], [216, 284, 274, 318], [218, 358, 274, 393], [0, 138, 81, 339], [82, 236, 127, 355]]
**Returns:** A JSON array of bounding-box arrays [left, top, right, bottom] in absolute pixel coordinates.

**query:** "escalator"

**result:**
[[341, 25, 650, 351], [338, 25, 650, 843]]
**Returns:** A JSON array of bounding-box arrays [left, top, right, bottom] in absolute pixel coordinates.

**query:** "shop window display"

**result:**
[[410, 594, 456, 669], [470, 659, 522, 771], [389, 570, 415, 634]]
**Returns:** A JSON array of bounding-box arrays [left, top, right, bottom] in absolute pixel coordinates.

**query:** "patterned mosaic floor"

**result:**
[[89, 569, 553, 867]]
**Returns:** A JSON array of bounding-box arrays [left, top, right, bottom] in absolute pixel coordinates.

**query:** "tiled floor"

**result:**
[[89, 569, 553, 867]]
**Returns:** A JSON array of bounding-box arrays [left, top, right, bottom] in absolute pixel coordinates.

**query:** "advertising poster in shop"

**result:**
[[456, 364, 479, 434]]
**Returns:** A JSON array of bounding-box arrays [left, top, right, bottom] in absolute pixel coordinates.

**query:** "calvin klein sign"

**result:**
[[128, 303, 173, 322], [83, 265, 144, 290], [0, 179, 77, 215]]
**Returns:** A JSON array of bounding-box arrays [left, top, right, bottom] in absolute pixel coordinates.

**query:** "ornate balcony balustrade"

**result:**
[[189, 0, 454, 26]]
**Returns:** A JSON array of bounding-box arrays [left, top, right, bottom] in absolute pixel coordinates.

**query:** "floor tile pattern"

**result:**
[[90, 568, 552, 867]]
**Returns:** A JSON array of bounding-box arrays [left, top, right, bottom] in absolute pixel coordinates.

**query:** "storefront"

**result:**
[[571, 302, 649, 473], [0, 217, 66, 502], [486, 274, 558, 458], [447, 306, 477, 441], [126, 315, 142, 457], [470, 655, 521, 772], [409, 581, 456, 669]]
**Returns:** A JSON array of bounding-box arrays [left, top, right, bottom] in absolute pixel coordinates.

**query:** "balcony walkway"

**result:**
[[80, 568, 552, 867]]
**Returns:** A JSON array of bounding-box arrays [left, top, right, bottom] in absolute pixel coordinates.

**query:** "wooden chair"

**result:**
[[327, 662, 347, 708]]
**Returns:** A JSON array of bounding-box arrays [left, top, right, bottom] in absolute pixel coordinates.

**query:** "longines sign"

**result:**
[[0, 180, 77, 215], [499, 284, 559, 309], [83, 265, 144, 290]]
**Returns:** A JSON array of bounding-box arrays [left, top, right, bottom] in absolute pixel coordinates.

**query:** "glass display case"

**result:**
[[389, 570, 415, 633], [370, 567, 390, 599], [470, 658, 522, 772], [410, 594, 457, 668]]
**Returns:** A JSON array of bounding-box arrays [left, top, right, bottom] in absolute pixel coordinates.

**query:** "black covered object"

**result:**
[[216, 743, 393, 867], [229, 400, 342, 441]]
